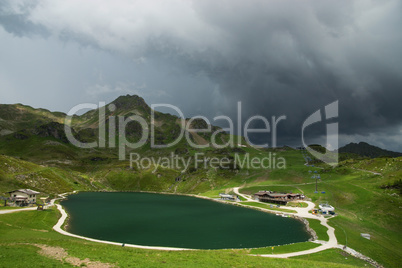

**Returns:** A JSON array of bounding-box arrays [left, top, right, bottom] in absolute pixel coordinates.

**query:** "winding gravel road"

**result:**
[[233, 186, 338, 258]]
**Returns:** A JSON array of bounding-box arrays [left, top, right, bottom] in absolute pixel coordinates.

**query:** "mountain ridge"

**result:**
[[338, 141, 402, 158], [0, 95, 236, 167], [1, 95, 400, 163]]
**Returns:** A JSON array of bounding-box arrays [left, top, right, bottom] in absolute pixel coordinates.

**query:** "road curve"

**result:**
[[256, 215, 337, 258], [233, 186, 339, 258], [233, 187, 254, 201]]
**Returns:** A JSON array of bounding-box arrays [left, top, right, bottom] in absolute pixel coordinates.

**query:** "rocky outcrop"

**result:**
[[32, 122, 69, 142], [339, 245, 384, 268], [295, 216, 318, 241]]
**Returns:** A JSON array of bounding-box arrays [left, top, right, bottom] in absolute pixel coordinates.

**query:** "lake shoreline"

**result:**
[[84, 189, 317, 241], [58, 190, 314, 249]]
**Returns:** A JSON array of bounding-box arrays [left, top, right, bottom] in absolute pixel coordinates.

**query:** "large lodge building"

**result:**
[[254, 191, 304, 205], [8, 189, 40, 206]]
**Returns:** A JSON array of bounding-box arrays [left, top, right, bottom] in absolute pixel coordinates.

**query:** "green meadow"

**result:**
[[0, 208, 369, 267], [1, 145, 401, 267]]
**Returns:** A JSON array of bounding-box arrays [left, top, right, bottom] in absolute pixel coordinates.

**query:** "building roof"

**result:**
[[254, 191, 270, 196], [319, 203, 334, 211], [8, 189, 40, 195], [254, 191, 300, 197], [219, 193, 234, 198]]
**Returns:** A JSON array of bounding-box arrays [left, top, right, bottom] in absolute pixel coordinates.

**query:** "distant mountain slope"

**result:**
[[339, 142, 402, 158], [0, 95, 238, 165], [0, 104, 66, 136], [0, 95, 229, 147], [0, 155, 97, 195]]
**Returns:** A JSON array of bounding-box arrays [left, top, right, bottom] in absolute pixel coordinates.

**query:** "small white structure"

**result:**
[[361, 233, 371, 240], [319, 203, 334, 213], [8, 189, 40, 206], [219, 193, 239, 201]]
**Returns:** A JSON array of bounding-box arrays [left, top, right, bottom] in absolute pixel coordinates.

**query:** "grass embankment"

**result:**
[[307, 218, 329, 241], [250, 242, 319, 254], [288, 201, 309, 208], [0, 208, 368, 267], [241, 201, 297, 213], [292, 249, 368, 267], [0, 206, 27, 210], [237, 195, 247, 201]]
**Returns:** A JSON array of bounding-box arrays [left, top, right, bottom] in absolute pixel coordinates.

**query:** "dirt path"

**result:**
[[351, 167, 382, 176], [34, 244, 115, 267]]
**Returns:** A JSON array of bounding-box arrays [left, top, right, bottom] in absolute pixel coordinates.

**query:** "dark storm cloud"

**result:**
[[0, 1, 48, 37], [138, 0, 402, 147], [0, 0, 401, 150]]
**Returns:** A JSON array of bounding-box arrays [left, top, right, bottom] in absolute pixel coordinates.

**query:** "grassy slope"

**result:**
[[249, 242, 320, 255], [237, 150, 402, 267], [0, 144, 401, 266], [0, 208, 367, 268], [0, 103, 66, 132], [307, 218, 329, 241], [0, 155, 97, 196], [240, 201, 298, 213]]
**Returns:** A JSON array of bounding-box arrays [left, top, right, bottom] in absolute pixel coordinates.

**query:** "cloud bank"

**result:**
[[1, 0, 401, 150]]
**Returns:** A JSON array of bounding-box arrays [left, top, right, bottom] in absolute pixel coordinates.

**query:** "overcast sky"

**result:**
[[1, 0, 401, 151]]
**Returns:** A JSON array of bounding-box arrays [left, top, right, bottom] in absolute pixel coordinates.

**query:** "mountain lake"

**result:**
[[61, 192, 311, 249]]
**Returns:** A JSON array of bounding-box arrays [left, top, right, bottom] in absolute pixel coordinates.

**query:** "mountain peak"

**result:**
[[111, 94, 149, 111]]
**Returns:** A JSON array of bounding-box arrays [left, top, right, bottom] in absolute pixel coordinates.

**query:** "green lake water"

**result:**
[[61, 192, 310, 249]]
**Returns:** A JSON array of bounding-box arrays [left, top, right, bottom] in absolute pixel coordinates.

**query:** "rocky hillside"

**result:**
[[0, 95, 232, 162], [339, 142, 402, 158], [0, 155, 97, 196], [0, 104, 66, 136], [0, 95, 244, 195]]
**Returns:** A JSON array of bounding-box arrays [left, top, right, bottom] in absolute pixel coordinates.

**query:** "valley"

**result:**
[[0, 96, 401, 267]]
